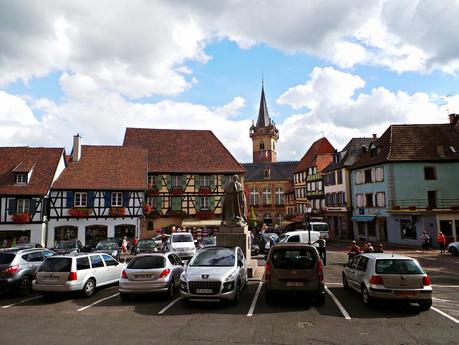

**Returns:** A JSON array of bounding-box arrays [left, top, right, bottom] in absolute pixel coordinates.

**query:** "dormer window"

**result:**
[[16, 173, 28, 184], [264, 169, 270, 179], [370, 147, 377, 158]]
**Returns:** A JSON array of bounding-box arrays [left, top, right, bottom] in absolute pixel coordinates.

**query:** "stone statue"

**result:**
[[221, 175, 247, 227]]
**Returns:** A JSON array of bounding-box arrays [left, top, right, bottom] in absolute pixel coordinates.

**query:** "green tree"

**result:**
[[248, 206, 258, 230]]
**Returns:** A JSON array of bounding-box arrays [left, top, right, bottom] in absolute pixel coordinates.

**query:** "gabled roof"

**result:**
[[51, 145, 148, 190], [323, 137, 373, 172], [242, 161, 299, 181], [256, 86, 270, 128], [294, 137, 335, 173], [351, 124, 459, 169], [123, 128, 246, 174], [0, 147, 65, 195]]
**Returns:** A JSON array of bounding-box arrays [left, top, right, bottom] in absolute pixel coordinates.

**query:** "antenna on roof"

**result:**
[[261, 72, 264, 87]]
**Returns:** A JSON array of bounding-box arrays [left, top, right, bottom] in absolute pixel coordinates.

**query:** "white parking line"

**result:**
[[324, 285, 351, 320], [324, 282, 342, 286], [77, 293, 119, 312], [432, 284, 459, 288], [431, 306, 459, 324], [158, 297, 182, 315], [2, 295, 43, 309], [247, 282, 263, 317]]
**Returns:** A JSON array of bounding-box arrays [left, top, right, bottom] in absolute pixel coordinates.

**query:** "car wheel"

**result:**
[[361, 286, 373, 306], [342, 273, 350, 290], [230, 282, 241, 306], [243, 276, 248, 290], [18, 277, 32, 297], [166, 281, 174, 299], [419, 299, 432, 311], [450, 247, 458, 256], [82, 278, 96, 298], [119, 293, 130, 301]]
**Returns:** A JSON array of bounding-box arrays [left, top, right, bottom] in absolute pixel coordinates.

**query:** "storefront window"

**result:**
[[440, 220, 453, 239], [115, 224, 135, 247], [0, 230, 31, 248], [85, 225, 108, 249], [400, 220, 417, 240], [54, 226, 78, 246]]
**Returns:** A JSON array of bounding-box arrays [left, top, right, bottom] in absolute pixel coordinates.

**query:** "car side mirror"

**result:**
[[237, 259, 243, 267]]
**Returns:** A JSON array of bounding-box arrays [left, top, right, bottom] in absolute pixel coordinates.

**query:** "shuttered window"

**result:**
[[376, 192, 386, 207], [111, 192, 123, 207], [356, 194, 363, 208], [17, 199, 30, 213], [375, 167, 384, 182], [74, 193, 87, 207]]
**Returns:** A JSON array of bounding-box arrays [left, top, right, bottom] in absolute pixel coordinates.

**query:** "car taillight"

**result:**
[[265, 262, 271, 281], [121, 270, 127, 279], [68, 272, 77, 281], [159, 268, 170, 278], [5, 265, 19, 274], [369, 275, 384, 285], [317, 262, 324, 282], [423, 276, 431, 286]]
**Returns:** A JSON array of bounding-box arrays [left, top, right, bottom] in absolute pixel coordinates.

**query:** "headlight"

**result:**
[[225, 272, 236, 282], [112, 250, 117, 257], [222, 281, 235, 292]]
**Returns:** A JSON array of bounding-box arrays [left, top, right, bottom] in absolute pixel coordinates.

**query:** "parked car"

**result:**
[[54, 240, 85, 254], [180, 246, 248, 305], [0, 248, 56, 296], [168, 233, 196, 260], [119, 253, 184, 300], [279, 230, 321, 247], [33, 253, 123, 297], [342, 253, 432, 310], [448, 241, 459, 256], [264, 243, 325, 305], [200, 236, 216, 249], [135, 239, 158, 255], [10, 243, 44, 250], [94, 240, 121, 261]]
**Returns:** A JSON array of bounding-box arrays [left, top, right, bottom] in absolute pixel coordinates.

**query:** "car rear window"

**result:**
[[271, 248, 316, 269], [77, 257, 91, 270], [38, 258, 72, 272], [0, 253, 15, 264], [128, 256, 165, 269], [375, 259, 423, 275], [172, 234, 193, 243]]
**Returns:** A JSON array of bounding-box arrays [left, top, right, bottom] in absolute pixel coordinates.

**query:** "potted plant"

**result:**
[[68, 207, 91, 217], [408, 205, 417, 211], [392, 205, 401, 210], [12, 212, 30, 224]]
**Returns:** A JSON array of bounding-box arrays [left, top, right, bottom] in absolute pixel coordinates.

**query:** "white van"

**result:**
[[310, 222, 330, 239], [279, 230, 321, 247]]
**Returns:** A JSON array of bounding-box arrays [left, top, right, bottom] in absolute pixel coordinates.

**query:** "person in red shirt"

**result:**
[[348, 241, 360, 262], [437, 231, 446, 254]]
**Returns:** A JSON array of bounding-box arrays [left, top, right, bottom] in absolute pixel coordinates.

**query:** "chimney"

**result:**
[[449, 113, 459, 127], [72, 134, 82, 162], [372, 133, 377, 139], [437, 145, 445, 158]]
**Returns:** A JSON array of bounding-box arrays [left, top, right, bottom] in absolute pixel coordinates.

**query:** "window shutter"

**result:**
[[66, 192, 74, 208], [29, 199, 37, 214], [123, 192, 130, 207], [181, 175, 187, 189], [194, 175, 200, 189], [371, 168, 376, 182], [104, 192, 111, 207], [195, 196, 201, 211], [166, 175, 172, 190], [88, 192, 95, 208], [156, 197, 162, 211], [210, 196, 215, 211], [210, 175, 215, 190], [8, 199, 17, 215], [372, 193, 376, 207], [156, 175, 162, 189]]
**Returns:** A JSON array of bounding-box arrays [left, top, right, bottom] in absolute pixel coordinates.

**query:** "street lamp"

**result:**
[[304, 204, 312, 244]]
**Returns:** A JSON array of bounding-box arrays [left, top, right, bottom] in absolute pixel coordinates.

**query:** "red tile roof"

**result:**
[[0, 147, 65, 195], [123, 128, 246, 174], [52, 145, 148, 190], [351, 123, 459, 169], [294, 137, 335, 173]]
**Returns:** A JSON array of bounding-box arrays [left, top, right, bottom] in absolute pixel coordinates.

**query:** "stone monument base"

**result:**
[[217, 224, 251, 261]]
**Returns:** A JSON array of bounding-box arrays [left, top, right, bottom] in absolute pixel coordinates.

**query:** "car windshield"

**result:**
[[38, 258, 72, 272], [0, 253, 16, 264], [96, 242, 117, 250], [138, 240, 156, 248], [128, 256, 165, 269], [312, 223, 329, 232], [189, 248, 235, 267], [202, 237, 216, 245], [271, 248, 316, 269], [57, 241, 76, 249], [375, 259, 424, 275], [171, 234, 193, 243], [279, 234, 288, 243], [263, 233, 279, 242]]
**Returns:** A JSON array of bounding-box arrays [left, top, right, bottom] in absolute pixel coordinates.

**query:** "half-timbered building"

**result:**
[[48, 135, 147, 247], [123, 128, 246, 238], [0, 147, 66, 247]]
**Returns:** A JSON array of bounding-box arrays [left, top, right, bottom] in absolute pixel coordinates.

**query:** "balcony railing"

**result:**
[[307, 190, 324, 197], [389, 199, 459, 210]]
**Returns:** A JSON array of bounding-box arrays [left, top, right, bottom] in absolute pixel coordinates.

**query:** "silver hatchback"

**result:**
[[342, 253, 433, 310]]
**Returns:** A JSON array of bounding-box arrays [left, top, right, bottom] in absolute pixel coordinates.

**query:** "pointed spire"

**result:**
[[256, 83, 270, 128]]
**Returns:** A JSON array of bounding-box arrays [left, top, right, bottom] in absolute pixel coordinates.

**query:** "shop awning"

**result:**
[[280, 221, 293, 226], [351, 215, 375, 222], [181, 219, 221, 227]]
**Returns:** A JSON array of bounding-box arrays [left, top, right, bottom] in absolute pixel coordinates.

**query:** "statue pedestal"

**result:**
[[217, 224, 251, 261]]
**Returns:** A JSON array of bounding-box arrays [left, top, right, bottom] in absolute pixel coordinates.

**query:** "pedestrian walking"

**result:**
[[160, 232, 168, 252], [348, 241, 360, 261], [314, 236, 327, 266], [121, 236, 128, 254], [421, 231, 430, 253], [437, 231, 446, 254]]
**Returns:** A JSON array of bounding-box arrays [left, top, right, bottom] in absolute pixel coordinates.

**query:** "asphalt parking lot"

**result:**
[[1, 251, 458, 345]]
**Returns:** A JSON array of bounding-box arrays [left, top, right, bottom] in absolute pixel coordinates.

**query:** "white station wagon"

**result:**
[[33, 253, 124, 297]]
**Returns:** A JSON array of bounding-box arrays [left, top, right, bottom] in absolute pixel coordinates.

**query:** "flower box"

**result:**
[[196, 210, 214, 219], [109, 207, 125, 217], [198, 187, 212, 196], [12, 212, 30, 224], [146, 188, 159, 197], [391, 205, 401, 210], [408, 205, 417, 211], [69, 207, 91, 217], [171, 188, 184, 196], [166, 210, 187, 218]]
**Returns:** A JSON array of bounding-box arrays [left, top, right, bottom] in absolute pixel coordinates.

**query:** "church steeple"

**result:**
[[250, 82, 279, 163]]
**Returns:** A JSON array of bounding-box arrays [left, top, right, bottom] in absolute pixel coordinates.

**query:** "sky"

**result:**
[[2, 0, 459, 162]]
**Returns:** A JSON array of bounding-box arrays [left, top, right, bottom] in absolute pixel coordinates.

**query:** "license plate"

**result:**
[[286, 281, 304, 287], [43, 276, 59, 281], [196, 288, 213, 294], [135, 275, 152, 280], [395, 291, 418, 297]]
